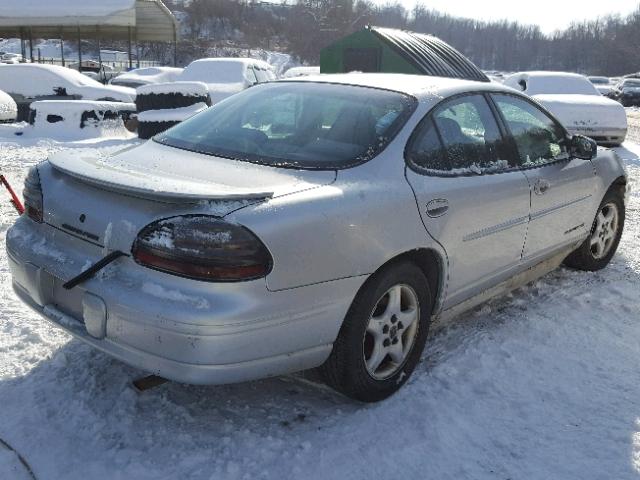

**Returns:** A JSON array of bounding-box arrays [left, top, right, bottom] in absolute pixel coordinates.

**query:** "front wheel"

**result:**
[[564, 188, 625, 271], [321, 262, 432, 402]]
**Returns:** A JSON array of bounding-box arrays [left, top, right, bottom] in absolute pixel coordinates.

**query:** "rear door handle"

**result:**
[[534, 179, 551, 195], [426, 198, 449, 217]]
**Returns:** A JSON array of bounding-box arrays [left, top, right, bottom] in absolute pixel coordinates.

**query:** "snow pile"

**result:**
[[0, 90, 17, 122], [137, 102, 208, 123], [136, 81, 209, 97], [29, 100, 136, 140]]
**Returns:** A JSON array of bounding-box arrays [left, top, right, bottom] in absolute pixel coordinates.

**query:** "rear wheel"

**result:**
[[321, 262, 432, 402], [564, 188, 625, 271]]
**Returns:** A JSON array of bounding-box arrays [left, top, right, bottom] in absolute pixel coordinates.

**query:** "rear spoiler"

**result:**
[[48, 151, 273, 203]]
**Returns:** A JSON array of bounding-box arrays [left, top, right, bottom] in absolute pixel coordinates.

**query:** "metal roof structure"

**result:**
[[0, 0, 178, 42], [370, 27, 489, 83]]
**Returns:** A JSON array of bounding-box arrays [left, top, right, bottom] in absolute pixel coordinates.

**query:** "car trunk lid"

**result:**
[[42, 141, 336, 252]]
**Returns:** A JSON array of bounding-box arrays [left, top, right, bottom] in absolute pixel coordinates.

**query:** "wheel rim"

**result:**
[[590, 202, 619, 260], [362, 284, 420, 380]]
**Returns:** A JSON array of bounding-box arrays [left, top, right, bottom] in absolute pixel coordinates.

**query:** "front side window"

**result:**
[[407, 94, 511, 174], [155, 82, 416, 170], [492, 94, 568, 167]]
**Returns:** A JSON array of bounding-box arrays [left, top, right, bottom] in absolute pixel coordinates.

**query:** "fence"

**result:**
[[33, 57, 162, 72]]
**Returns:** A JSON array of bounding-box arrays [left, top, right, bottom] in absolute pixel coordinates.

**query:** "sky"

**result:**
[[378, 0, 640, 33]]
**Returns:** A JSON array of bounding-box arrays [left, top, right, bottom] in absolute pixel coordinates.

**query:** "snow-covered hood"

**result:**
[[533, 94, 627, 131], [79, 84, 136, 103], [47, 139, 336, 202]]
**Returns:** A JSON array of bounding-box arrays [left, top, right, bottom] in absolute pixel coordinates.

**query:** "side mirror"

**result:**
[[569, 135, 598, 160]]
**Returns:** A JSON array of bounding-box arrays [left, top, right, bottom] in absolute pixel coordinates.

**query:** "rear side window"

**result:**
[[407, 94, 511, 174], [492, 94, 567, 167]]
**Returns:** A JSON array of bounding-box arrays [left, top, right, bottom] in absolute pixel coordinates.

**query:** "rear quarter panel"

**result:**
[[228, 147, 447, 294]]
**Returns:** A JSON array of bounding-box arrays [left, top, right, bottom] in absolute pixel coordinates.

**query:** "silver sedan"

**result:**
[[6, 74, 627, 402]]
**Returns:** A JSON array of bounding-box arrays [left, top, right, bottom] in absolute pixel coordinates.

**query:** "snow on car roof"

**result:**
[[504, 71, 599, 96], [284, 73, 513, 99]]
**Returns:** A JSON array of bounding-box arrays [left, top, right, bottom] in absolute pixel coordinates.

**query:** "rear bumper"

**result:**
[[6, 218, 364, 384], [567, 126, 627, 145]]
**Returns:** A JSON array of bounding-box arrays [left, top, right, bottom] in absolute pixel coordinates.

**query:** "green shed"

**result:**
[[320, 26, 489, 83]]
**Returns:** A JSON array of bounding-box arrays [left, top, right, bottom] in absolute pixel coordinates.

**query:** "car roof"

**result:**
[[187, 57, 273, 70], [281, 73, 516, 100]]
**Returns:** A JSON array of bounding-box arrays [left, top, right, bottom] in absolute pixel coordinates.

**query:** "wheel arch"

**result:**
[[363, 248, 446, 315]]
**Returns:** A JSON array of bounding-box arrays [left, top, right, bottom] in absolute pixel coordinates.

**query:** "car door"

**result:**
[[405, 93, 532, 308], [490, 93, 598, 262]]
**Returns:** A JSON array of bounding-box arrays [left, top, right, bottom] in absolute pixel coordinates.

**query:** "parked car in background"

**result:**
[[504, 71, 627, 146], [283, 66, 320, 78], [177, 58, 276, 103], [135, 58, 275, 139], [110, 67, 183, 89], [0, 52, 23, 64], [0, 88, 17, 122], [608, 78, 640, 107], [0, 64, 135, 121], [6, 74, 627, 402], [67, 61, 118, 83], [588, 76, 614, 96]]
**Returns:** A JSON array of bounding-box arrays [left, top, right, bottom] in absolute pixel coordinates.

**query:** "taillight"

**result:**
[[132, 215, 273, 282], [23, 166, 43, 223]]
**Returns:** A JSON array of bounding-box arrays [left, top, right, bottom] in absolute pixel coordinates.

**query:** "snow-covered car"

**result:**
[[283, 66, 320, 78], [608, 78, 640, 107], [504, 71, 627, 146], [135, 58, 275, 138], [0, 52, 23, 64], [588, 76, 614, 96], [109, 67, 184, 89], [0, 88, 17, 123], [0, 64, 135, 121], [6, 74, 627, 402]]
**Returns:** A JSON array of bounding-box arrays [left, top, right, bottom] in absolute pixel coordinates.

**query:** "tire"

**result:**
[[321, 261, 432, 402], [564, 187, 625, 271]]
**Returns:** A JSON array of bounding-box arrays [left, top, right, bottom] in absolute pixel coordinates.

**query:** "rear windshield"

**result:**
[[154, 82, 416, 170]]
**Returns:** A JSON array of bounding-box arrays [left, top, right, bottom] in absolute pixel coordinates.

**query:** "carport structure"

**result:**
[[0, 0, 179, 68]]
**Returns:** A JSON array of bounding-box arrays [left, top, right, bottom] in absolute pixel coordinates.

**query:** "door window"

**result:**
[[492, 94, 568, 167], [406, 94, 511, 174]]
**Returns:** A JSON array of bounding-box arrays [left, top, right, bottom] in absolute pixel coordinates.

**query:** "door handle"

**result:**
[[426, 198, 449, 217], [534, 179, 551, 195]]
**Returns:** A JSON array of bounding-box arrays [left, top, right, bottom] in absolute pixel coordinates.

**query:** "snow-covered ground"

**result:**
[[0, 131, 640, 479]]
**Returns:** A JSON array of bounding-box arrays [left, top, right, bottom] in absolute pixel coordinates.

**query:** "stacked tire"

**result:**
[[135, 82, 211, 139]]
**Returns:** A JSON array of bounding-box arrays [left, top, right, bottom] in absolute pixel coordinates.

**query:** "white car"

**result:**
[[110, 67, 184, 89], [0, 64, 135, 121], [1, 52, 23, 64], [504, 71, 627, 146], [0, 88, 17, 122], [177, 58, 276, 103]]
